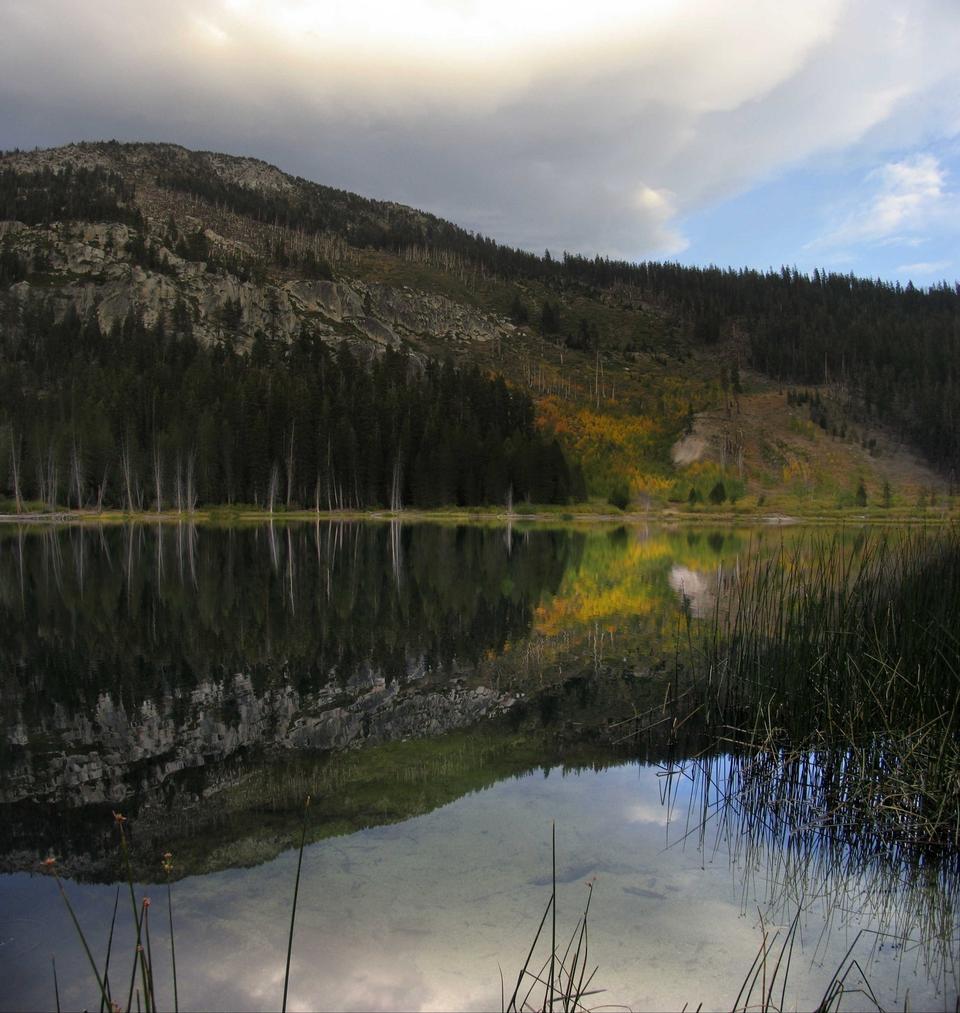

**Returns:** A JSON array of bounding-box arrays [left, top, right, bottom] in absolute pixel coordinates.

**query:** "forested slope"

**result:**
[[0, 140, 956, 513]]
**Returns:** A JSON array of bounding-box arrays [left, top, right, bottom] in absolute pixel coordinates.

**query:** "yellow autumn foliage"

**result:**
[[536, 396, 674, 495]]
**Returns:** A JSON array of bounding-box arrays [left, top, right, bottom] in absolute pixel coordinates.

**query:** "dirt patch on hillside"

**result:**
[[685, 384, 948, 505], [671, 435, 707, 466]]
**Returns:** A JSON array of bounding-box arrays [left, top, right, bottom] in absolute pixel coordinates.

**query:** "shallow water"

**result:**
[[0, 522, 956, 1009], [4, 761, 956, 1011]]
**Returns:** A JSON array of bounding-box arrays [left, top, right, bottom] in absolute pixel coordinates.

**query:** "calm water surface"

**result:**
[[0, 522, 956, 1010]]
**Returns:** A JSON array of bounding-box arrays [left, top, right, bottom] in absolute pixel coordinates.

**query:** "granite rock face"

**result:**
[[1, 142, 511, 358]]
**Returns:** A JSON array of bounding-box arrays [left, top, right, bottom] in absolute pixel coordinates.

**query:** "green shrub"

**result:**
[[607, 483, 630, 511]]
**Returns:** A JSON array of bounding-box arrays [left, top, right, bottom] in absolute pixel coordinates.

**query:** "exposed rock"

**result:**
[[1, 141, 513, 358]]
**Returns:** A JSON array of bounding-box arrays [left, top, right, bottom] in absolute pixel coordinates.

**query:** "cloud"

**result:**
[[895, 259, 953, 277], [810, 153, 953, 250], [1, 0, 959, 260]]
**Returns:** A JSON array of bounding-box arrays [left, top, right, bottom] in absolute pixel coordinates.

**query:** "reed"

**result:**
[[647, 526, 960, 1002], [506, 827, 617, 1013], [45, 815, 172, 1013], [687, 527, 960, 860], [282, 795, 311, 1013], [162, 852, 179, 1013]]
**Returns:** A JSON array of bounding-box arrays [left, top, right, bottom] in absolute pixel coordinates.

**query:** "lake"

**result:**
[[0, 521, 956, 1010]]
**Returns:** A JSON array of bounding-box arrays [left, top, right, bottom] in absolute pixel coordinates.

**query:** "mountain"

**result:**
[[0, 140, 956, 514]]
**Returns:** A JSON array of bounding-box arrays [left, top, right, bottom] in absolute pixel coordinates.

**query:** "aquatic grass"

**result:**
[[639, 528, 960, 999], [162, 852, 178, 1013], [115, 812, 153, 1013], [506, 828, 611, 1013], [282, 794, 311, 1013], [123, 901, 146, 1013], [46, 820, 179, 1013], [43, 857, 112, 1012], [685, 527, 960, 860], [52, 956, 61, 1013], [730, 913, 888, 1013], [100, 885, 120, 1013]]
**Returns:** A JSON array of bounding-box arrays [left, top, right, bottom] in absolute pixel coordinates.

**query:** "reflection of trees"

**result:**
[[0, 522, 576, 726]]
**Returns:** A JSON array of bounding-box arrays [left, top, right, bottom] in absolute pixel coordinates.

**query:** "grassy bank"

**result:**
[[1, 497, 958, 528]]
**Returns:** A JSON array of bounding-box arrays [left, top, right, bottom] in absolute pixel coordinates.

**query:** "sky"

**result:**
[[1, 0, 958, 286]]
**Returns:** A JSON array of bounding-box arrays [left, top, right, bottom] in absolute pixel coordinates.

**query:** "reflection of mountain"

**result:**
[[2, 668, 514, 807], [0, 673, 708, 884], [0, 523, 576, 806], [0, 521, 757, 882]]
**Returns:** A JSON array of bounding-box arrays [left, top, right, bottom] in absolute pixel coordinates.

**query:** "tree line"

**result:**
[[154, 149, 960, 473], [0, 163, 140, 228], [0, 299, 584, 512]]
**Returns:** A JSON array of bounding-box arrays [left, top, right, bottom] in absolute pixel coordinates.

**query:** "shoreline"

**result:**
[[0, 505, 956, 527]]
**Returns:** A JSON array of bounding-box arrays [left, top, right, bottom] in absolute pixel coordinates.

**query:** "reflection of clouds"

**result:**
[[625, 801, 669, 826], [668, 564, 715, 618], [1, 762, 948, 1012]]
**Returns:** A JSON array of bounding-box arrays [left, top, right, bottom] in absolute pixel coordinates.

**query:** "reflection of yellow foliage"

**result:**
[[535, 533, 675, 636], [533, 528, 771, 637]]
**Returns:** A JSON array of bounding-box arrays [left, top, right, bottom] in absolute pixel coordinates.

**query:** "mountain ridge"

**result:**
[[0, 140, 956, 514]]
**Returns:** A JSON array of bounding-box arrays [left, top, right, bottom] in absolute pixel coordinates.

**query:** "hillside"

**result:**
[[0, 140, 956, 516]]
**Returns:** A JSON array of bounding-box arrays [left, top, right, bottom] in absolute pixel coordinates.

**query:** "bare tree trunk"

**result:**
[[71, 442, 84, 511], [285, 421, 295, 508], [10, 435, 23, 513], [175, 455, 184, 514], [390, 454, 403, 513], [186, 452, 197, 512], [120, 440, 135, 513], [153, 447, 164, 513], [268, 463, 279, 514], [96, 466, 108, 513], [48, 450, 59, 511]]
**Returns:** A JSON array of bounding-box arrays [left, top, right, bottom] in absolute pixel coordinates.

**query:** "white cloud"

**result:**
[[1, 0, 959, 260], [625, 801, 670, 825], [811, 154, 951, 250], [895, 259, 953, 277]]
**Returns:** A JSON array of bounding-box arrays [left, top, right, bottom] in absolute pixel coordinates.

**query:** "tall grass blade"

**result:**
[[100, 885, 120, 1013], [47, 864, 111, 1012], [282, 794, 311, 1013], [52, 955, 61, 1013]]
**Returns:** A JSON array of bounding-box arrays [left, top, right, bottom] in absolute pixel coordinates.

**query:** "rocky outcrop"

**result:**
[[2, 220, 508, 354], [1, 141, 512, 357]]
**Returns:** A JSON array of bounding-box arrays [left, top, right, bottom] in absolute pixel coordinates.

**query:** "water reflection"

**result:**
[[0, 522, 577, 801], [2, 762, 955, 1012], [1, 521, 956, 1010]]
